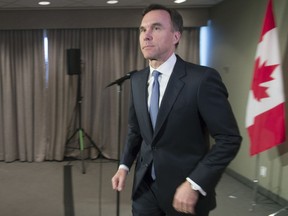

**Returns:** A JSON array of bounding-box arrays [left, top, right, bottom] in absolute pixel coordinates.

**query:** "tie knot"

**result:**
[[152, 70, 161, 79]]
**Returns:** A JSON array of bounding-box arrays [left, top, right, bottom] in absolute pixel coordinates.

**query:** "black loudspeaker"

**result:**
[[67, 49, 81, 75]]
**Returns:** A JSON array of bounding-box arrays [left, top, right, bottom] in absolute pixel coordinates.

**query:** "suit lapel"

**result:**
[[133, 68, 154, 139], [154, 58, 186, 137]]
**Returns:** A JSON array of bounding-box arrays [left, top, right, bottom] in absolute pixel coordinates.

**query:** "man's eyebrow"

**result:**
[[139, 26, 145, 31], [139, 21, 165, 32], [139, 22, 163, 29], [151, 22, 163, 28]]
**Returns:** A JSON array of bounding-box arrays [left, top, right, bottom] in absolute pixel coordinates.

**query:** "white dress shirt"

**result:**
[[147, 53, 176, 108]]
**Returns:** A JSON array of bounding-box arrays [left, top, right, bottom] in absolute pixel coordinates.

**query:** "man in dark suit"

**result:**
[[112, 4, 242, 216]]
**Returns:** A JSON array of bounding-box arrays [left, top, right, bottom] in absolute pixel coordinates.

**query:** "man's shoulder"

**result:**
[[176, 58, 217, 77]]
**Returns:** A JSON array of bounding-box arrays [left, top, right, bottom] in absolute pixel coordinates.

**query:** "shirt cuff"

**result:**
[[119, 164, 129, 172], [186, 177, 207, 196]]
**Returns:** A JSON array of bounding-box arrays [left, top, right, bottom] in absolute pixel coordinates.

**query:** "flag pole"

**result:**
[[249, 154, 260, 212]]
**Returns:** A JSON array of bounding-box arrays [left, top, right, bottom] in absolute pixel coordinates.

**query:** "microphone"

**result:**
[[106, 70, 138, 87]]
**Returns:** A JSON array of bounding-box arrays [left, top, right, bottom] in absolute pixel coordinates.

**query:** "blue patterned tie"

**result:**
[[150, 70, 160, 180]]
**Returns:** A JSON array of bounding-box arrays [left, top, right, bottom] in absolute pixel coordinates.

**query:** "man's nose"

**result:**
[[143, 29, 152, 41]]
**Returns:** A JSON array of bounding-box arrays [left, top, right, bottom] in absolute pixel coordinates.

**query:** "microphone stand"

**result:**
[[106, 70, 137, 216]]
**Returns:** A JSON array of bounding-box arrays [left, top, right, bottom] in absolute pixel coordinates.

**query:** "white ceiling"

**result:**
[[0, 0, 224, 10]]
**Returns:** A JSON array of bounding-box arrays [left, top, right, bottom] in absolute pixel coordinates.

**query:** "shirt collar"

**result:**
[[149, 53, 177, 77]]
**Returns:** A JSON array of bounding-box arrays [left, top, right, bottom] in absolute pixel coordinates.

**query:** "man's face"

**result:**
[[139, 10, 181, 63]]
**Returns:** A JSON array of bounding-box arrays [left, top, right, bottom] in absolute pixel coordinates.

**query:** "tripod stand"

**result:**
[[65, 68, 106, 174]]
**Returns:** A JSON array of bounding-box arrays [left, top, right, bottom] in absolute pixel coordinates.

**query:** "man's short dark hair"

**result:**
[[142, 4, 183, 34]]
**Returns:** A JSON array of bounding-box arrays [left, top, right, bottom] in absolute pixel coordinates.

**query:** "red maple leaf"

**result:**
[[252, 58, 278, 101]]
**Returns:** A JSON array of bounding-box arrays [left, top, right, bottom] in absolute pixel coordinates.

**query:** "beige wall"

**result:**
[[208, 0, 288, 201]]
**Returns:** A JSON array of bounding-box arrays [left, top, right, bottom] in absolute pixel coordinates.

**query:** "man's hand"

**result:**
[[172, 180, 199, 214], [111, 168, 128, 192]]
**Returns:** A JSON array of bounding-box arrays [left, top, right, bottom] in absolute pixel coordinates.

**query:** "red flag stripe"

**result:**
[[260, 0, 275, 42], [248, 103, 286, 156]]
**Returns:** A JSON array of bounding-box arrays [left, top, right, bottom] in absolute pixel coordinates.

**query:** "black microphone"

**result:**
[[106, 70, 138, 87], [126, 70, 138, 77]]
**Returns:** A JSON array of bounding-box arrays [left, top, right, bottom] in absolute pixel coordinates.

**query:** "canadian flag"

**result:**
[[246, 0, 286, 156]]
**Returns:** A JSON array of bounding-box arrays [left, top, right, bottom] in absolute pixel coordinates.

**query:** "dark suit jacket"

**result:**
[[120, 55, 242, 212]]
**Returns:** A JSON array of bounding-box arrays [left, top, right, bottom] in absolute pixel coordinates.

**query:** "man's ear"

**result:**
[[173, 31, 181, 45]]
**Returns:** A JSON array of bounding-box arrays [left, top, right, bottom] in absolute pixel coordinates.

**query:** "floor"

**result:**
[[0, 159, 287, 216]]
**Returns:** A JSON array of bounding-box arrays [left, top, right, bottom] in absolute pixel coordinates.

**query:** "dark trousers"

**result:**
[[132, 172, 210, 216]]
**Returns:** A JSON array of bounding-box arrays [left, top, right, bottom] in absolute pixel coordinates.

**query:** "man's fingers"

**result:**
[[117, 178, 125, 191], [111, 169, 128, 191], [173, 197, 194, 214], [172, 181, 198, 214], [111, 176, 119, 190], [111, 176, 123, 191]]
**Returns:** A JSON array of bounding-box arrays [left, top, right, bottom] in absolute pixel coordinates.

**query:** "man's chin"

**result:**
[[143, 54, 156, 61]]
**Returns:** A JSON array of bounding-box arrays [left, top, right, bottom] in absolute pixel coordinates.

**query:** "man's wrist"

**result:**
[[186, 177, 207, 196], [119, 164, 129, 172]]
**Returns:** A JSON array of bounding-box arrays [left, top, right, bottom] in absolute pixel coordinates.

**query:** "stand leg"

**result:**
[[65, 129, 79, 146], [269, 206, 288, 216], [83, 130, 111, 160], [249, 154, 260, 212], [249, 179, 258, 212], [79, 129, 86, 174], [65, 128, 87, 174], [65, 126, 114, 174]]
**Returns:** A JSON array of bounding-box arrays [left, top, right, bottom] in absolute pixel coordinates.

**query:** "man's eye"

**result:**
[[153, 25, 163, 31]]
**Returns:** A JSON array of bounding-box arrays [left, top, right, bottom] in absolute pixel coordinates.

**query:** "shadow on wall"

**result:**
[[277, 0, 288, 166], [280, 51, 288, 166], [279, 0, 288, 167]]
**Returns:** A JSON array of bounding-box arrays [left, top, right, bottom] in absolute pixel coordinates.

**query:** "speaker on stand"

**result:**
[[67, 49, 81, 75], [65, 48, 105, 174]]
